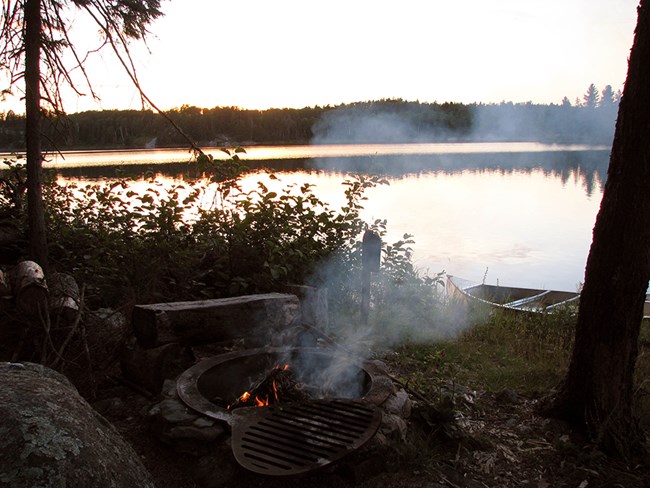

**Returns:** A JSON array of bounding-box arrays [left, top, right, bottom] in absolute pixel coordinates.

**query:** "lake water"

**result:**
[[12, 142, 609, 293]]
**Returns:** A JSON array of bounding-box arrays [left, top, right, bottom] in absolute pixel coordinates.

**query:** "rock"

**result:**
[[194, 441, 239, 488], [382, 388, 412, 419], [120, 342, 183, 395], [148, 396, 226, 455], [90, 396, 126, 418], [380, 413, 409, 443], [0, 361, 155, 488], [0, 269, 11, 297]]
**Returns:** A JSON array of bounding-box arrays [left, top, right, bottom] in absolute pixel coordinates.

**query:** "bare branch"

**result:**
[[80, 2, 207, 158]]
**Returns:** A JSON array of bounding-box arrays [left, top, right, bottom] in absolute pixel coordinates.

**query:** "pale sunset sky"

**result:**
[[5, 0, 642, 113]]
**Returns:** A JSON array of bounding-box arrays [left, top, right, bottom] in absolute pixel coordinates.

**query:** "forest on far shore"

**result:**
[[0, 89, 619, 152]]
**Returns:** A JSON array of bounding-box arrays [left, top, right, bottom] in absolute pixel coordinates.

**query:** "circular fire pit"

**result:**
[[176, 347, 391, 424]]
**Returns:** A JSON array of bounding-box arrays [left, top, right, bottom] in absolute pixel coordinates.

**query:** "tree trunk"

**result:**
[[24, 0, 48, 268], [542, 1, 650, 459]]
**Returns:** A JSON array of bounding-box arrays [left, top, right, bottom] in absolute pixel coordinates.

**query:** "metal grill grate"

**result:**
[[231, 399, 381, 476]]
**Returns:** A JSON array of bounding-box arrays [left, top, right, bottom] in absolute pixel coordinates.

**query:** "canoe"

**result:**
[[447, 275, 580, 314], [447, 275, 650, 318]]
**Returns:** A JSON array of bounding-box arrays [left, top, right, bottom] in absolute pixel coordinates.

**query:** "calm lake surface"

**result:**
[[24, 142, 610, 293]]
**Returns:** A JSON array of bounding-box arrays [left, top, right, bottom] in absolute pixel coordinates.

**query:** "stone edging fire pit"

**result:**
[[146, 344, 412, 482]]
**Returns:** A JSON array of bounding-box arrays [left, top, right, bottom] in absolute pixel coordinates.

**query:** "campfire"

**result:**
[[227, 363, 311, 410], [175, 347, 395, 476]]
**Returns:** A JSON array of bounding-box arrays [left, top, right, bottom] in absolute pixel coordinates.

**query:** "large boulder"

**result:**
[[0, 362, 155, 488]]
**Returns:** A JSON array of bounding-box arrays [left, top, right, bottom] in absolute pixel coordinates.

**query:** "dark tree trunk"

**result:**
[[24, 0, 48, 268], [542, 1, 650, 459]]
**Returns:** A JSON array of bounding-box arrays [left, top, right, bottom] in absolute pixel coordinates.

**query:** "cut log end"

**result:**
[[12, 261, 48, 318]]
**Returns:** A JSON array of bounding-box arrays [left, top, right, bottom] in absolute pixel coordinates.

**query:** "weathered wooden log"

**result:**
[[12, 260, 48, 318], [132, 293, 301, 349], [48, 272, 80, 323]]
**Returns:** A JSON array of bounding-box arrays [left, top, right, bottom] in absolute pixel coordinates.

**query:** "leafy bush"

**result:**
[[1, 156, 445, 326]]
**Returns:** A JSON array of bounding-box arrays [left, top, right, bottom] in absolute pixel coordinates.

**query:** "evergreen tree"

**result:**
[[583, 83, 600, 108], [600, 85, 615, 108]]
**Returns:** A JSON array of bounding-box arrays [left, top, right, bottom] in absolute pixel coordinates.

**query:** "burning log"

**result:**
[[228, 364, 311, 410]]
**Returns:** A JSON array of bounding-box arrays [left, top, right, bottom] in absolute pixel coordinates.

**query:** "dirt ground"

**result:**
[[99, 371, 650, 488]]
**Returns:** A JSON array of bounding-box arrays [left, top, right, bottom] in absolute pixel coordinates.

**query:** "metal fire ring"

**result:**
[[176, 346, 390, 425], [230, 398, 382, 476]]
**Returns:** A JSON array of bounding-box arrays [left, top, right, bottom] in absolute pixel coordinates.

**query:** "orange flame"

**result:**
[[255, 395, 268, 407], [229, 364, 290, 410]]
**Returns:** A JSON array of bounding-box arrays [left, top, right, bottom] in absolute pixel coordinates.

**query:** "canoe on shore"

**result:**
[[447, 275, 580, 314], [447, 275, 650, 318]]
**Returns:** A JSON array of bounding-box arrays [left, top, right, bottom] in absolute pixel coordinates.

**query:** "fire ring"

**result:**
[[176, 346, 391, 425]]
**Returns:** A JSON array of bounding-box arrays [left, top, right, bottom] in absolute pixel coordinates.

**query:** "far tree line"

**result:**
[[0, 85, 620, 152]]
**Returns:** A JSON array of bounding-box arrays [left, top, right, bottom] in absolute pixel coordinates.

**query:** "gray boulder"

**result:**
[[0, 362, 155, 488]]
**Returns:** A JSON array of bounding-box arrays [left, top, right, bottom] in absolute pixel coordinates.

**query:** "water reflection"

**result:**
[[51, 148, 608, 292], [54, 149, 609, 197]]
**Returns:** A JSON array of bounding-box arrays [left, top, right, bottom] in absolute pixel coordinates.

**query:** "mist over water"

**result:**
[[306, 102, 615, 347], [311, 101, 618, 145], [312, 106, 449, 144], [43, 119, 611, 350]]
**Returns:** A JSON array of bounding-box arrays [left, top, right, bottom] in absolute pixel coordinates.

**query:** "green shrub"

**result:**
[[2, 156, 444, 324]]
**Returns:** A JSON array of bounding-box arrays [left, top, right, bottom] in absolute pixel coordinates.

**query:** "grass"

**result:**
[[386, 302, 575, 397], [384, 301, 650, 428]]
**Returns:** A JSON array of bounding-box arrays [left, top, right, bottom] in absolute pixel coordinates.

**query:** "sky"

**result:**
[[3, 0, 642, 113]]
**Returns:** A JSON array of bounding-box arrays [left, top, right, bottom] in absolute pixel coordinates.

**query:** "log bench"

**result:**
[[132, 293, 302, 349]]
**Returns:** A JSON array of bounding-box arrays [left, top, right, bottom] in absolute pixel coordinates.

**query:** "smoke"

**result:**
[[300, 100, 617, 358], [310, 101, 617, 146], [470, 102, 618, 144], [311, 103, 453, 145]]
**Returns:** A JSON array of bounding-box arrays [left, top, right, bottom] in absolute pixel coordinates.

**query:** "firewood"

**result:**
[[229, 364, 310, 410], [48, 272, 80, 323], [12, 260, 48, 318]]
